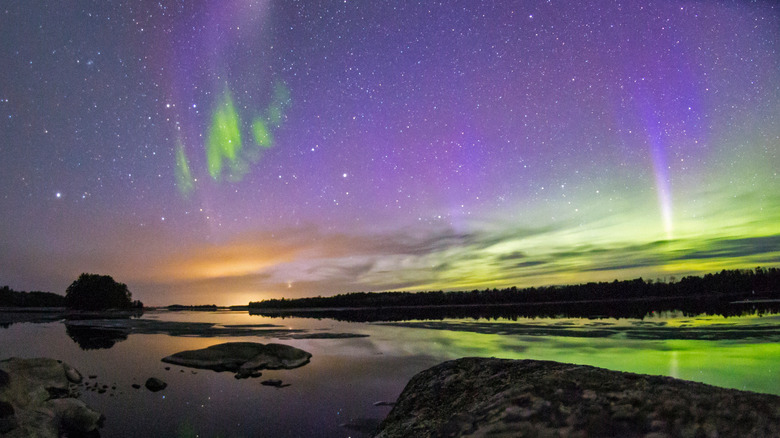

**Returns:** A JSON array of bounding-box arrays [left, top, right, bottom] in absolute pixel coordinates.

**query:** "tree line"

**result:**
[[0, 285, 65, 307], [249, 267, 780, 310], [1, 273, 142, 310]]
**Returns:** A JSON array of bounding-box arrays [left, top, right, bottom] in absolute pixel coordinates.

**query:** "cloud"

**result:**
[[496, 251, 528, 261], [513, 260, 548, 269], [673, 235, 780, 261], [30, 212, 776, 305], [154, 240, 299, 282]]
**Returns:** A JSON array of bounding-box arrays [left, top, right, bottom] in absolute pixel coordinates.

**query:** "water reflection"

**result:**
[[60, 310, 143, 350], [1, 309, 779, 437], [363, 316, 780, 396], [378, 316, 780, 341], [0, 310, 65, 327], [65, 324, 129, 350], [251, 300, 780, 322]]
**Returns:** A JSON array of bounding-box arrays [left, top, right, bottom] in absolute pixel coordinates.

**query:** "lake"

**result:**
[[1, 309, 779, 437]]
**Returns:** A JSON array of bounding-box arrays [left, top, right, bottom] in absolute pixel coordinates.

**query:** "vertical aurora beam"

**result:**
[[632, 80, 677, 241], [175, 139, 195, 197], [252, 118, 272, 148], [649, 137, 674, 240], [207, 87, 243, 181], [267, 81, 291, 127], [174, 80, 291, 198]]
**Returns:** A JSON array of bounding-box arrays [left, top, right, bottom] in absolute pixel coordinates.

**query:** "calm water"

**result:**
[[1, 310, 779, 437]]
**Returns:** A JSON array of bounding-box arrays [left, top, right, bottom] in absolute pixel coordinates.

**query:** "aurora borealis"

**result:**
[[1, 1, 778, 305]]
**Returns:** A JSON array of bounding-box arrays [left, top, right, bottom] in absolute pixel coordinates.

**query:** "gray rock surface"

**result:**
[[161, 342, 311, 378], [375, 357, 780, 438], [0, 357, 103, 437]]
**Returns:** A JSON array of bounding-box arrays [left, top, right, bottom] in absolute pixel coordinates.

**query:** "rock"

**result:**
[[131, 383, 141, 389], [0, 357, 103, 437], [235, 369, 262, 379], [161, 342, 311, 378], [145, 377, 167, 392], [49, 398, 104, 432], [374, 358, 780, 438], [373, 401, 395, 407], [0, 400, 17, 433], [63, 364, 83, 384], [260, 379, 283, 387]]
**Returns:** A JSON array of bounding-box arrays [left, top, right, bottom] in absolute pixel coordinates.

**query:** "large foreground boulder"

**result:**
[[375, 358, 780, 438], [162, 342, 311, 378], [0, 357, 103, 437]]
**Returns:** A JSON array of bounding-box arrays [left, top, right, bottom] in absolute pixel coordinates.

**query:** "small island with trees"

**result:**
[[65, 273, 143, 310]]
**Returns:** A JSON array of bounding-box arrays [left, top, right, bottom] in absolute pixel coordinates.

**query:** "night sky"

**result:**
[[1, 1, 778, 306]]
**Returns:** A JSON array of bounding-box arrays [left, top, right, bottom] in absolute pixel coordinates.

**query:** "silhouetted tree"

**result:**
[[65, 273, 141, 310]]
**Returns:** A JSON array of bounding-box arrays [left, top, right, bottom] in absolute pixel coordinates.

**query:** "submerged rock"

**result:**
[[161, 342, 311, 378], [63, 363, 83, 384], [375, 357, 780, 438], [144, 377, 167, 392], [0, 357, 103, 437], [235, 369, 262, 379]]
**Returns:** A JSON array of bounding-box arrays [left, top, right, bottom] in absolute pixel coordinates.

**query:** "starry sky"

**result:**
[[1, 1, 778, 306]]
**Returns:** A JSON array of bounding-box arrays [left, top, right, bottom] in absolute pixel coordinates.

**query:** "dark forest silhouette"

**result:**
[[2, 273, 144, 309], [248, 267, 780, 321], [167, 304, 218, 311], [0, 285, 65, 307]]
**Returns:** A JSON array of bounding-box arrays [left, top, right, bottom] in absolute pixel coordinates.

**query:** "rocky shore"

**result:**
[[375, 357, 780, 438], [0, 358, 103, 437]]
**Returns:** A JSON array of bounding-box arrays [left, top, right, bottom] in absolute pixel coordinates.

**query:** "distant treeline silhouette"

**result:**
[[1, 273, 143, 309], [0, 285, 65, 307], [250, 298, 780, 322], [249, 267, 780, 310], [167, 304, 218, 311]]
